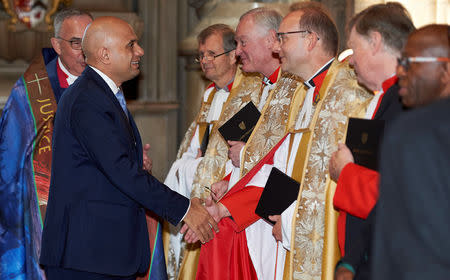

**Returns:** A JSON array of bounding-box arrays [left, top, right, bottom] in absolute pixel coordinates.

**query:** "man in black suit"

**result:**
[[328, 3, 415, 279], [39, 16, 218, 280], [372, 24, 450, 280]]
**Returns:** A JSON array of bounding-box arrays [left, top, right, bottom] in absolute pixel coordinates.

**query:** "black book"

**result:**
[[218, 101, 261, 143], [199, 126, 209, 156], [255, 167, 300, 225], [345, 118, 385, 171]]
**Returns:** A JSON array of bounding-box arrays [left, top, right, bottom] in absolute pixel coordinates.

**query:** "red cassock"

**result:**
[[196, 135, 288, 280], [333, 163, 379, 255], [333, 75, 398, 255]]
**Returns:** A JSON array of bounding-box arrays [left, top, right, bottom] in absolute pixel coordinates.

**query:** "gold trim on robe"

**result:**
[[240, 71, 302, 178], [176, 68, 264, 280], [282, 60, 373, 280]]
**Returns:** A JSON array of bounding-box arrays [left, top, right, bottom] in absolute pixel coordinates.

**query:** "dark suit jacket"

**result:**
[[372, 97, 450, 279], [341, 84, 405, 279], [40, 67, 189, 277]]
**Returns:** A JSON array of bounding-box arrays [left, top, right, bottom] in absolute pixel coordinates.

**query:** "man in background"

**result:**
[[163, 23, 241, 279], [372, 24, 450, 280], [0, 8, 92, 279], [178, 9, 283, 277], [328, 3, 415, 279], [266, 4, 371, 279], [184, 7, 287, 280], [196, 4, 366, 279]]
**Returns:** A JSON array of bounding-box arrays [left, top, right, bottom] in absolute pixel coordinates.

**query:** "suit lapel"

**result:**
[[85, 67, 136, 142]]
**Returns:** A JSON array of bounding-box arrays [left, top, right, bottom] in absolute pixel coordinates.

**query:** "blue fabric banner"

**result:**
[[0, 77, 45, 280], [148, 221, 168, 280]]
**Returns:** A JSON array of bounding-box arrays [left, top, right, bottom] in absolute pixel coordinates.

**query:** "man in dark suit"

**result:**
[[372, 24, 450, 280], [39, 16, 218, 280], [328, 3, 415, 279]]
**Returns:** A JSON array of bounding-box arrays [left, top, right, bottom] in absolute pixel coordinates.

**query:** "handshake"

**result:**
[[180, 180, 230, 244]]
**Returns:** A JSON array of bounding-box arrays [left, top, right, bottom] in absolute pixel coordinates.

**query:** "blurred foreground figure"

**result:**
[[372, 24, 450, 280]]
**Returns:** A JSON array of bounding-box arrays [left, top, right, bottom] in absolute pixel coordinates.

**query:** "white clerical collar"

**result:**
[[89, 65, 121, 95], [58, 57, 78, 86], [304, 58, 334, 89]]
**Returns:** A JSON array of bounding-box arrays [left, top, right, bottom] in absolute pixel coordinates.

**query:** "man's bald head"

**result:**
[[408, 25, 449, 58], [83, 17, 128, 64], [82, 16, 144, 86], [397, 24, 450, 107]]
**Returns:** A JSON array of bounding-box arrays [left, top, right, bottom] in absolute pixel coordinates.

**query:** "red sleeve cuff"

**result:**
[[333, 163, 379, 219], [220, 186, 263, 232]]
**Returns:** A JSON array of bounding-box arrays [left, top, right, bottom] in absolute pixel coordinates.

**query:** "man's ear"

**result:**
[[305, 32, 319, 52], [51, 37, 62, 55], [229, 49, 237, 65], [266, 29, 278, 48], [98, 47, 111, 65], [368, 30, 383, 55]]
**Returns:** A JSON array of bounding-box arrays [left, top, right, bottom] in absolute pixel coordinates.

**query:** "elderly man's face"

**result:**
[[397, 38, 447, 107], [198, 33, 235, 83], [347, 27, 380, 91], [54, 15, 92, 76], [235, 16, 273, 74], [108, 23, 144, 85]]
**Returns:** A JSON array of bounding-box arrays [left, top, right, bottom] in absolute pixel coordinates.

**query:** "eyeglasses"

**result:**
[[195, 49, 235, 63], [397, 56, 450, 71], [276, 30, 320, 43], [57, 36, 82, 50]]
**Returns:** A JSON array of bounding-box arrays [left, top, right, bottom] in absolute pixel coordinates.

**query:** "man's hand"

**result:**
[[334, 266, 354, 280], [269, 215, 282, 242], [228, 140, 245, 167], [182, 197, 230, 243], [204, 196, 230, 222], [210, 180, 228, 201], [181, 223, 199, 243], [181, 197, 219, 244], [329, 143, 354, 182], [143, 143, 152, 173]]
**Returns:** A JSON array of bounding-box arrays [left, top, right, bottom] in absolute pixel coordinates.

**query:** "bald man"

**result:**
[[39, 17, 218, 280], [372, 24, 450, 279]]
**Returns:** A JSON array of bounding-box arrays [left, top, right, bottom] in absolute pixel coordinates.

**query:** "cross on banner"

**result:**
[[27, 73, 48, 95]]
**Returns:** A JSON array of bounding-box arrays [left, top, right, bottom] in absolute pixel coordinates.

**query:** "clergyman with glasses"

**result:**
[[176, 8, 290, 278], [266, 3, 372, 279], [163, 23, 263, 279], [328, 3, 415, 279], [0, 8, 92, 280]]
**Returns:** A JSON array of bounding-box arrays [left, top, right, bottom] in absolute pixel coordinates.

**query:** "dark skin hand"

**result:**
[[180, 197, 219, 244], [182, 197, 229, 243], [334, 266, 354, 280]]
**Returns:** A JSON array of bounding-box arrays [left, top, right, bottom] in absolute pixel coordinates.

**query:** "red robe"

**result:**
[[333, 75, 398, 255], [196, 65, 331, 279]]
